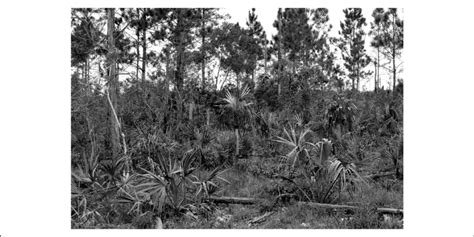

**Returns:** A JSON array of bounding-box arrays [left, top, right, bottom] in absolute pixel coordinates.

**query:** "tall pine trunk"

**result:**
[[162, 50, 171, 133], [136, 31, 140, 80], [356, 63, 360, 91], [351, 62, 356, 91], [391, 14, 397, 94], [175, 9, 186, 122], [252, 62, 255, 88], [377, 50, 381, 89], [374, 59, 377, 92], [392, 45, 396, 93], [175, 10, 184, 91], [376, 48, 380, 91], [107, 8, 120, 160], [141, 9, 146, 81], [201, 9, 206, 90], [277, 9, 282, 96], [136, 8, 140, 81]]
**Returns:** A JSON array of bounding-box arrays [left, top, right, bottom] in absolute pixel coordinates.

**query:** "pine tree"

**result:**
[[195, 8, 222, 90], [216, 22, 258, 88], [281, 8, 312, 77], [338, 8, 371, 91], [272, 8, 313, 91], [246, 8, 268, 83], [167, 9, 201, 91], [369, 8, 385, 92], [71, 8, 104, 84], [379, 8, 403, 93], [310, 8, 334, 89], [273, 8, 284, 95]]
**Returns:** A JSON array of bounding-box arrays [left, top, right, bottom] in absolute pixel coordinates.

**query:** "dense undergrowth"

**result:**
[[71, 76, 403, 228]]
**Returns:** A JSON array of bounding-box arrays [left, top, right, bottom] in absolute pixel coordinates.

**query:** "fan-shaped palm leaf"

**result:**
[[274, 126, 313, 171]]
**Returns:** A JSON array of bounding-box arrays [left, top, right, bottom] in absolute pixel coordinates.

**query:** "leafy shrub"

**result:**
[[324, 94, 358, 136]]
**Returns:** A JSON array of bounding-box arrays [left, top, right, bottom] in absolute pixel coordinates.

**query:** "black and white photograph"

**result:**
[[3, 0, 474, 236], [70, 7, 403, 229]]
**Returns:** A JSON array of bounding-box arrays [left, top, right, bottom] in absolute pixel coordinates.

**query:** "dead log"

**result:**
[[208, 196, 262, 205], [297, 201, 403, 215], [376, 207, 403, 215], [208, 196, 403, 215]]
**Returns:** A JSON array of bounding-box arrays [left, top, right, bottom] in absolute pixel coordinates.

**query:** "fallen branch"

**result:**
[[297, 201, 403, 215], [208, 196, 403, 215], [208, 196, 262, 205], [375, 207, 403, 215]]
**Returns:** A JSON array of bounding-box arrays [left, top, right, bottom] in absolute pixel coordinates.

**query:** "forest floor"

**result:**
[[86, 164, 403, 229], [163, 159, 403, 229]]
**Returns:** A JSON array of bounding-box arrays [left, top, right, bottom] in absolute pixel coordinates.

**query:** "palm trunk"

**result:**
[[292, 60, 296, 76], [352, 76, 355, 91], [235, 128, 240, 157], [236, 73, 241, 89], [252, 67, 255, 88], [189, 101, 194, 121]]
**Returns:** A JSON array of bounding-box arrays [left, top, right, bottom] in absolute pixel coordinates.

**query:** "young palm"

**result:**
[[323, 155, 368, 202], [274, 126, 313, 175], [191, 166, 230, 200], [221, 85, 253, 157]]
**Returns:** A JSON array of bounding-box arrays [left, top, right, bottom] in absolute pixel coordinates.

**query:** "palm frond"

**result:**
[[240, 85, 251, 98]]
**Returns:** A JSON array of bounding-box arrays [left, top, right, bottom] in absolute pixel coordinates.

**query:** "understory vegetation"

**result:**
[[72, 83, 403, 229], [71, 8, 403, 229]]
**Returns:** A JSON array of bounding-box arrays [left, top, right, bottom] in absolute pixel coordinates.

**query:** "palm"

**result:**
[[221, 85, 253, 157]]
